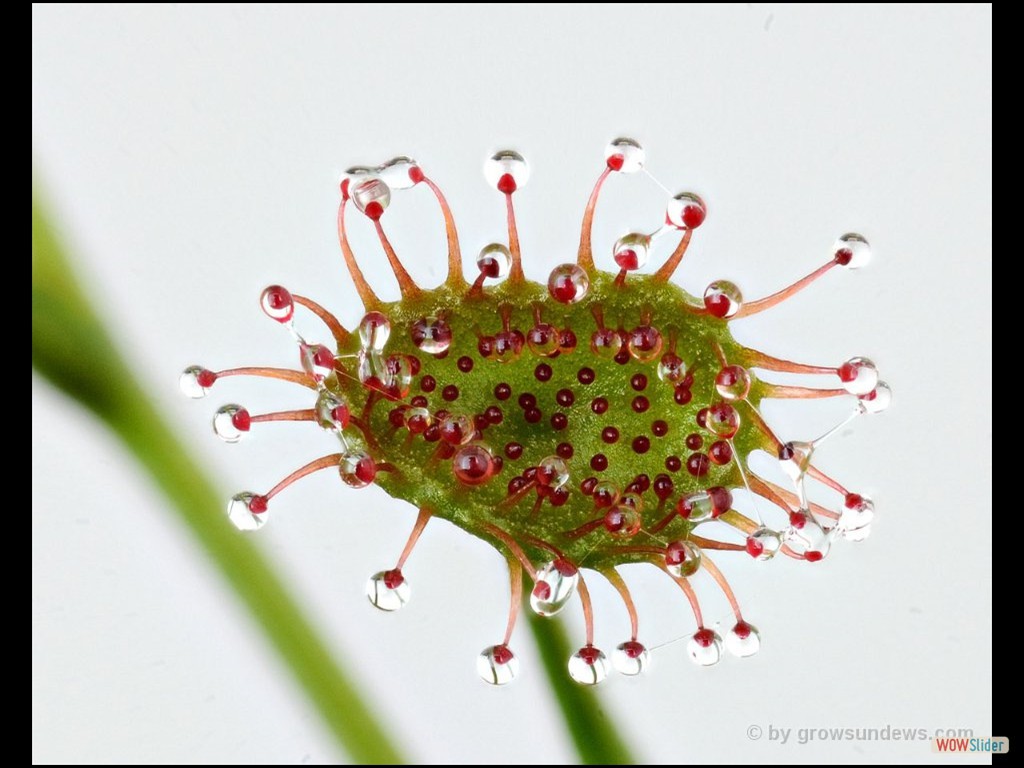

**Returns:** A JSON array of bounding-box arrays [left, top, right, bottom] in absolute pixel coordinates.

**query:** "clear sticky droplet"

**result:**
[[665, 540, 702, 577], [604, 137, 645, 173], [341, 165, 375, 198], [358, 311, 391, 352], [411, 316, 453, 355], [591, 481, 620, 509], [590, 328, 623, 359], [377, 156, 422, 190], [715, 365, 751, 401], [351, 177, 391, 218], [357, 350, 386, 389], [476, 243, 512, 281], [779, 441, 814, 509], [179, 365, 215, 398], [366, 569, 410, 611], [315, 390, 351, 430], [383, 354, 413, 398], [843, 522, 873, 542], [704, 280, 743, 319], [838, 356, 879, 395], [676, 491, 713, 523], [627, 325, 663, 362], [339, 450, 376, 488], [484, 150, 529, 193], [527, 322, 560, 357], [687, 628, 723, 666], [547, 263, 590, 304], [260, 285, 294, 323], [666, 192, 706, 229], [706, 403, 740, 439], [530, 560, 579, 617], [493, 330, 524, 364], [839, 494, 875, 541], [228, 492, 268, 532], [858, 382, 892, 414], [476, 644, 519, 686], [404, 406, 432, 434], [568, 646, 609, 685], [725, 621, 761, 657], [604, 503, 642, 538], [779, 441, 814, 482], [833, 232, 871, 269], [657, 353, 688, 384], [213, 404, 250, 443], [745, 526, 783, 560], [537, 456, 570, 489], [785, 511, 832, 562], [612, 232, 651, 271], [452, 444, 496, 486], [619, 492, 644, 513], [439, 414, 475, 446], [300, 343, 336, 382], [612, 641, 650, 676]]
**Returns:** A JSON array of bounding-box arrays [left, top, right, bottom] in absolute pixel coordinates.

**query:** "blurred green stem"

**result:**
[[528, 614, 635, 764], [32, 196, 404, 764]]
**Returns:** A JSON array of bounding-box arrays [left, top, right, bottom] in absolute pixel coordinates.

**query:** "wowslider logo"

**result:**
[[933, 737, 1008, 754]]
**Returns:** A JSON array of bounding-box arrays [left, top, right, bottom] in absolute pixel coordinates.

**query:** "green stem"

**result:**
[[528, 613, 636, 764], [32, 195, 404, 764]]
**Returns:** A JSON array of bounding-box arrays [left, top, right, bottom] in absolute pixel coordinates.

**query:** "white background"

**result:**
[[33, 4, 991, 764]]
